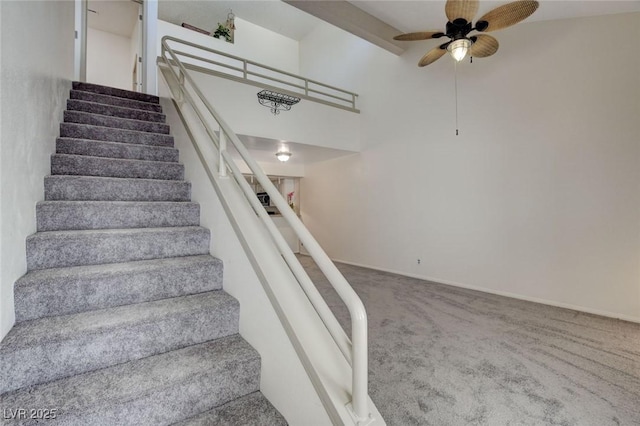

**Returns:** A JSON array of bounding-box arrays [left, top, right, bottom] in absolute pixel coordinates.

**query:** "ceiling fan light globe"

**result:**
[[447, 38, 471, 62]]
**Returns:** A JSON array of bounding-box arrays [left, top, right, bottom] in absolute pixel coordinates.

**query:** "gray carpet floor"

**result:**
[[297, 255, 640, 425]]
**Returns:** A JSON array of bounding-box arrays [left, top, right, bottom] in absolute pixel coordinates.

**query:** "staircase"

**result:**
[[0, 82, 287, 425]]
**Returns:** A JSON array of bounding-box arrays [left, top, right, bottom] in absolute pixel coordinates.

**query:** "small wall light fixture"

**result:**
[[257, 90, 300, 115], [276, 150, 292, 162]]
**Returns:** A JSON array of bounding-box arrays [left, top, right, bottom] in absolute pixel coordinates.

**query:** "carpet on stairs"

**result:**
[[0, 81, 287, 426]]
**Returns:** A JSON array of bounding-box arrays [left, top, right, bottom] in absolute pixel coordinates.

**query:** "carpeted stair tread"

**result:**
[[0, 336, 260, 426], [26, 226, 210, 270], [51, 153, 185, 180], [45, 175, 191, 202], [70, 89, 163, 112], [0, 292, 240, 394], [14, 255, 223, 322], [61, 122, 173, 147], [37, 200, 199, 231], [56, 137, 179, 162], [1, 82, 270, 424], [64, 110, 170, 134], [174, 391, 287, 426], [73, 81, 160, 104], [67, 99, 166, 123]]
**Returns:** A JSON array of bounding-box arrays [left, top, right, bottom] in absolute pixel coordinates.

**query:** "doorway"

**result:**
[[76, 0, 142, 91]]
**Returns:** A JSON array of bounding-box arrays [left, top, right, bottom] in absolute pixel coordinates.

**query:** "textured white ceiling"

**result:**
[[234, 134, 357, 166], [349, 0, 640, 34], [91, 1, 640, 43], [88, 0, 139, 38]]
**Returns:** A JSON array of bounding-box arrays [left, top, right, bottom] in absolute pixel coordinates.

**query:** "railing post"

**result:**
[[352, 93, 356, 110], [305, 79, 309, 97], [352, 324, 369, 423], [243, 60, 248, 79], [173, 70, 184, 104], [219, 130, 227, 178]]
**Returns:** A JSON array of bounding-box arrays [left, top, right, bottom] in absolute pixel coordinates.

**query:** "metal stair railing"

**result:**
[[159, 36, 371, 423], [161, 36, 359, 113]]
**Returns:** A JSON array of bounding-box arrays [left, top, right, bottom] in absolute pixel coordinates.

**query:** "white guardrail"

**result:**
[[159, 36, 370, 423], [162, 36, 358, 113]]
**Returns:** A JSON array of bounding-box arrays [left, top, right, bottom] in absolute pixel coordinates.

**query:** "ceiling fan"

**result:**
[[393, 0, 539, 66]]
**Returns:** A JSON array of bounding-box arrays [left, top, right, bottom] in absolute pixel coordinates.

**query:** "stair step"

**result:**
[[26, 226, 210, 270], [45, 175, 191, 202], [56, 137, 179, 162], [61, 122, 173, 147], [67, 99, 166, 123], [71, 89, 163, 112], [0, 335, 259, 425], [51, 154, 185, 180], [64, 110, 170, 134], [0, 292, 240, 395], [73, 81, 159, 104], [14, 255, 222, 322], [0, 82, 267, 426], [37, 201, 199, 231], [175, 392, 287, 426]]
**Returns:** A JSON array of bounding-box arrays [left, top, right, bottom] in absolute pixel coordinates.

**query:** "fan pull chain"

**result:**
[[454, 60, 459, 136]]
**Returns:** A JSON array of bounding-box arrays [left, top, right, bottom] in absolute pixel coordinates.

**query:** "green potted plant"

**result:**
[[213, 24, 232, 42]]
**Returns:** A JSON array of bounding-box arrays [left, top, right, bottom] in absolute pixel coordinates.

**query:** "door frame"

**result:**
[[74, 0, 157, 95]]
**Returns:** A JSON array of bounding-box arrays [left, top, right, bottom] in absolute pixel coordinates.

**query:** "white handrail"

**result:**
[[160, 36, 359, 113], [160, 36, 370, 423]]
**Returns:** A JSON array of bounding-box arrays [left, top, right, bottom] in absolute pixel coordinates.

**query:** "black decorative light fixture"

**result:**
[[257, 90, 300, 115]]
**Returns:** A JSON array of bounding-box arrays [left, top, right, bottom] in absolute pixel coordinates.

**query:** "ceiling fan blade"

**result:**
[[393, 31, 443, 41], [418, 46, 447, 67], [469, 34, 499, 57], [477, 0, 539, 32], [445, 0, 479, 23]]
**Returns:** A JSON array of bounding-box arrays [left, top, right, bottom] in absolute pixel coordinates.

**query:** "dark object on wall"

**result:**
[[257, 192, 270, 207], [213, 10, 236, 43], [181, 23, 210, 36], [213, 24, 233, 42], [257, 90, 301, 116]]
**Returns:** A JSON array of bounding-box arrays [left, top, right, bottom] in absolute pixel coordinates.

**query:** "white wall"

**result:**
[[299, 13, 640, 321], [189, 71, 360, 152], [157, 18, 299, 75], [130, 3, 142, 92], [237, 161, 305, 178], [0, 1, 74, 341], [73, 0, 86, 81], [87, 27, 133, 90], [142, 0, 158, 95]]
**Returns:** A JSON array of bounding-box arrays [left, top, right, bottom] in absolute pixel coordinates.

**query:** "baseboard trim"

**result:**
[[329, 257, 640, 325]]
